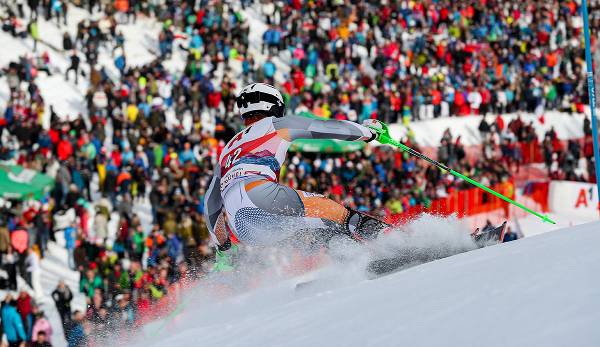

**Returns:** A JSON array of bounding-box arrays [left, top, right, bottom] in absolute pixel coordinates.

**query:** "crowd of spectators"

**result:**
[[0, 1, 225, 345], [0, 0, 598, 346], [254, 0, 593, 123], [477, 114, 597, 182], [0, 290, 53, 347], [99, 0, 598, 127], [542, 117, 598, 182]]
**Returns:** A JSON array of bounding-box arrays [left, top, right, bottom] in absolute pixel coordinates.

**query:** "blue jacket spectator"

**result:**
[[263, 60, 276, 79], [1, 299, 27, 344], [66, 311, 86, 347]]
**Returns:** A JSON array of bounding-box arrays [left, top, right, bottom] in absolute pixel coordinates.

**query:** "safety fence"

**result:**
[[387, 181, 515, 225], [386, 179, 599, 226]]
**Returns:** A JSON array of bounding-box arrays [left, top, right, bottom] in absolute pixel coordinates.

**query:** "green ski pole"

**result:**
[[368, 122, 556, 224]]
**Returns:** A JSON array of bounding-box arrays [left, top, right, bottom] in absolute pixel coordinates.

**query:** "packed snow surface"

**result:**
[[134, 218, 600, 347]]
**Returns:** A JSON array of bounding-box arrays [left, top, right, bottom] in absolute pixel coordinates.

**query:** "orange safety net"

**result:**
[[387, 181, 515, 225]]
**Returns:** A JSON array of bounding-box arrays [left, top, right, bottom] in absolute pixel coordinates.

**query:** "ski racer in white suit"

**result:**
[[204, 83, 389, 267]]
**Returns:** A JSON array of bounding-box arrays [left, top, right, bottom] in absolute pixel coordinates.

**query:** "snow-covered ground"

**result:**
[[515, 212, 598, 237], [465, 203, 598, 238], [135, 220, 600, 347]]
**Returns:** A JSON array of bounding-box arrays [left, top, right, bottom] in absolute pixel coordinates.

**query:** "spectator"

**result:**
[[16, 290, 33, 340], [16, 0, 25, 18], [10, 228, 28, 255], [64, 223, 76, 270], [111, 292, 134, 329], [0, 222, 10, 260], [26, 248, 43, 299], [51, 280, 73, 331], [62, 32, 73, 51], [1, 294, 27, 347], [65, 50, 80, 84], [80, 269, 102, 298], [262, 56, 276, 81], [114, 49, 126, 76], [3, 246, 18, 291], [65, 311, 86, 347], [51, 0, 67, 26], [27, 20, 39, 51], [31, 308, 53, 345], [28, 0, 40, 20], [32, 330, 53, 347]]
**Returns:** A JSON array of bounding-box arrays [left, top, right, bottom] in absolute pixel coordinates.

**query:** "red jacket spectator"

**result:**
[[111, 150, 122, 168], [292, 69, 305, 92], [431, 89, 442, 106], [207, 92, 221, 108], [11, 229, 28, 254], [17, 292, 33, 324], [57, 138, 73, 161]]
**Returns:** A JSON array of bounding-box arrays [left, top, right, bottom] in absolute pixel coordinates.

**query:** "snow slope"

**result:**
[[135, 220, 600, 347]]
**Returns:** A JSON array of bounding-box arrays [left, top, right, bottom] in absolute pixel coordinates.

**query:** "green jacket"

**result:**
[[29, 22, 39, 40], [546, 85, 557, 101], [148, 284, 164, 299], [132, 231, 145, 254], [153, 145, 163, 168], [119, 271, 130, 290], [80, 274, 103, 298]]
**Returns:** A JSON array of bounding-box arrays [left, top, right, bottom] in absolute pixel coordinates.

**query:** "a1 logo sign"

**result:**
[[574, 188, 594, 209]]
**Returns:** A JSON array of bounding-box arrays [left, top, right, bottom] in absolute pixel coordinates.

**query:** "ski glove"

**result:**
[[212, 243, 239, 273], [362, 119, 388, 142]]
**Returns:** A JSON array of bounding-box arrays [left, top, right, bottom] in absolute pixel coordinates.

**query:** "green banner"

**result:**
[[0, 165, 55, 200], [289, 112, 366, 153]]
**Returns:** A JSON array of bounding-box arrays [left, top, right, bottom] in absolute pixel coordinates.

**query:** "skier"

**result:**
[[204, 83, 390, 270]]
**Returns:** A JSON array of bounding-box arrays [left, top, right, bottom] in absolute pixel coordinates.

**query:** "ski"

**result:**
[[366, 221, 508, 279]]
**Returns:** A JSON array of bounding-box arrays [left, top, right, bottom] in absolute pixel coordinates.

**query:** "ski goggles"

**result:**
[[236, 91, 282, 109]]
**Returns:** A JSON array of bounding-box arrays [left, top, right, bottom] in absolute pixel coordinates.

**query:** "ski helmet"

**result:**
[[236, 83, 285, 119]]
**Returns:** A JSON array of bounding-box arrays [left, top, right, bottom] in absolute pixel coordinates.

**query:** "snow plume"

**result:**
[[131, 245, 326, 346], [311, 213, 479, 283], [131, 214, 478, 346], [366, 214, 478, 266]]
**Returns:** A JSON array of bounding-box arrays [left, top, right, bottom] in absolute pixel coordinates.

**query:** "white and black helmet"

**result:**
[[236, 83, 285, 119]]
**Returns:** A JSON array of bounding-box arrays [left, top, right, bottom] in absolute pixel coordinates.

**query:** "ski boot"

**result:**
[[471, 221, 507, 248], [345, 210, 391, 241]]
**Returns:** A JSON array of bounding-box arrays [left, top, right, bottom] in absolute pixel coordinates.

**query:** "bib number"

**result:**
[[224, 148, 242, 169]]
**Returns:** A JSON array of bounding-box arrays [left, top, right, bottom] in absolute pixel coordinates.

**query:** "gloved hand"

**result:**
[[362, 119, 389, 142], [212, 243, 239, 273]]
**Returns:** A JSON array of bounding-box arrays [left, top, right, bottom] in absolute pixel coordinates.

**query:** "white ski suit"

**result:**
[[204, 115, 375, 245]]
